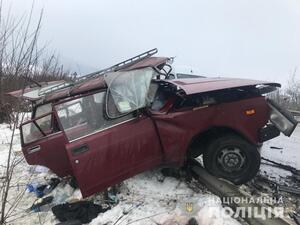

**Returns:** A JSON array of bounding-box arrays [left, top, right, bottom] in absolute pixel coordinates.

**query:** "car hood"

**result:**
[[163, 77, 281, 95]]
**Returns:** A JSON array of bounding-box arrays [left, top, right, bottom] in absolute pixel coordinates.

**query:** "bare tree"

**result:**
[[0, 1, 70, 224], [269, 68, 300, 111], [285, 68, 300, 110]]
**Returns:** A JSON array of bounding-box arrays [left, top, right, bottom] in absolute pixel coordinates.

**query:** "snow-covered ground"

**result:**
[[260, 125, 300, 183], [0, 123, 299, 225], [90, 171, 240, 225], [0, 123, 240, 225]]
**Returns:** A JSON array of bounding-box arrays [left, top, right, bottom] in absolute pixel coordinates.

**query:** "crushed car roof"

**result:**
[[6, 56, 169, 103], [122, 57, 169, 70], [43, 57, 168, 103], [6, 47, 281, 103], [44, 76, 106, 103], [6, 81, 65, 101]]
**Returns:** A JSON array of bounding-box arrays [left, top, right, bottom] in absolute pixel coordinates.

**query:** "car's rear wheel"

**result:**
[[203, 134, 260, 184]]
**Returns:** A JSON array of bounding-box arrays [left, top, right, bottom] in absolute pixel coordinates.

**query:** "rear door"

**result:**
[[20, 112, 73, 177]]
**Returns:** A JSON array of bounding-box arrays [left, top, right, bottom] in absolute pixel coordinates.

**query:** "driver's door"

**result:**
[[56, 91, 162, 197]]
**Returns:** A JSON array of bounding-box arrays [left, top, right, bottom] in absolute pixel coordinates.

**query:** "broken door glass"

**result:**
[[105, 67, 156, 118]]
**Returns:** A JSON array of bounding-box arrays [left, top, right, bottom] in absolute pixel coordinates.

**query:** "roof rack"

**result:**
[[39, 48, 158, 96]]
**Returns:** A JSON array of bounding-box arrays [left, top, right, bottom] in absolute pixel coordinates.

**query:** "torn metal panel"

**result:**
[[36, 58, 168, 104], [6, 80, 66, 101], [44, 77, 106, 103], [121, 57, 169, 71]]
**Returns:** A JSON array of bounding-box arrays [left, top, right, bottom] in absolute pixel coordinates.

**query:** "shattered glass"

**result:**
[[55, 92, 133, 141], [105, 67, 156, 118], [22, 114, 52, 144]]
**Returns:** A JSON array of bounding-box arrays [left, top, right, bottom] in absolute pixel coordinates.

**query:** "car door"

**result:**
[[20, 112, 73, 177], [55, 90, 163, 197]]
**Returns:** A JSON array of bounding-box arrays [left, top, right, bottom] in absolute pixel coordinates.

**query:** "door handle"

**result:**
[[71, 144, 89, 156], [27, 145, 41, 154]]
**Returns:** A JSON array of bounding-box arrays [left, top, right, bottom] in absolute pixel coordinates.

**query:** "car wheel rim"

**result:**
[[217, 147, 246, 173]]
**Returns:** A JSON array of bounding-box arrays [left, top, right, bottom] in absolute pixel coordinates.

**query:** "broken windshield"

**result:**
[[104, 67, 157, 118]]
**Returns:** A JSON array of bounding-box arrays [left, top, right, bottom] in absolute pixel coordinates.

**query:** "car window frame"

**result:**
[[53, 89, 136, 143], [20, 111, 63, 146], [104, 67, 159, 119], [32, 102, 59, 134]]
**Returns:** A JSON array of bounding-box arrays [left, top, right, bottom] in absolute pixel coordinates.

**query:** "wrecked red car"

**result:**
[[10, 49, 298, 197]]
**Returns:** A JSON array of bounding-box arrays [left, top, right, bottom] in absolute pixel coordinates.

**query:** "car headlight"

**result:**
[[267, 99, 298, 136]]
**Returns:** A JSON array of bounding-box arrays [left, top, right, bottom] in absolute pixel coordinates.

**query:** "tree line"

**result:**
[[269, 72, 300, 111], [0, 3, 71, 124]]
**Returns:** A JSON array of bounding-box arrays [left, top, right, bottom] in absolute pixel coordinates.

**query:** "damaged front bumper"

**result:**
[[259, 99, 298, 142]]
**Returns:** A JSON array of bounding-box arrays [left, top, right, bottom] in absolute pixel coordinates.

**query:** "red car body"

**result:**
[[9, 52, 297, 197]]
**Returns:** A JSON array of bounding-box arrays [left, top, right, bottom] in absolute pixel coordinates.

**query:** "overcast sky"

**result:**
[[5, 0, 300, 85]]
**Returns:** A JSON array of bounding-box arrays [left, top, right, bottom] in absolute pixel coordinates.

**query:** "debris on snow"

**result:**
[[30, 196, 54, 212], [1, 122, 299, 225], [52, 201, 107, 224], [0, 121, 242, 225]]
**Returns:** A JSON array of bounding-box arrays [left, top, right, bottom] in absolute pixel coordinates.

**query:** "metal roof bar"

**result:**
[[39, 48, 158, 96]]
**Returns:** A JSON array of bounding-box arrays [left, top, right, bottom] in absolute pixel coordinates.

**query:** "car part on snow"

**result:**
[[261, 157, 299, 174], [248, 173, 300, 206], [277, 185, 300, 196], [203, 134, 261, 185], [52, 201, 109, 224], [30, 196, 54, 212], [259, 124, 281, 142], [290, 213, 300, 225], [104, 186, 119, 205], [270, 146, 283, 150], [189, 159, 291, 225]]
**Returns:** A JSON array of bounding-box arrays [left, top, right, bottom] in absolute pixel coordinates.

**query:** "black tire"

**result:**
[[203, 134, 260, 184]]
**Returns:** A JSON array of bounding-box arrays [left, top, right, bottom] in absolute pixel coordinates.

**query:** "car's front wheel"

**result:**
[[203, 134, 261, 184]]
